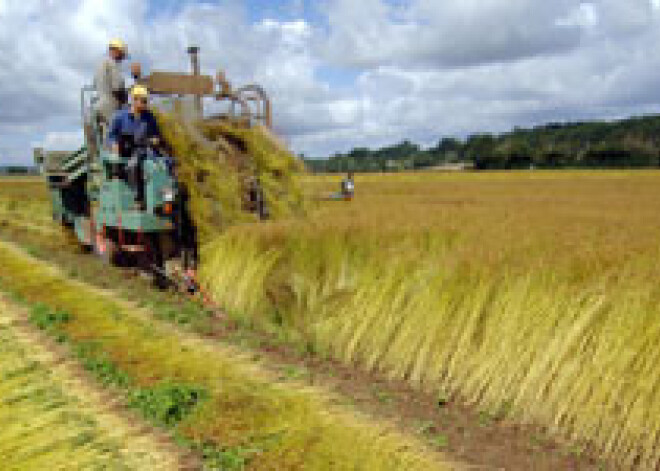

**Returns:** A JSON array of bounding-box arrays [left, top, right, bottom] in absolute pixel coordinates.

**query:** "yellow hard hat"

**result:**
[[108, 38, 127, 52], [131, 85, 149, 99]]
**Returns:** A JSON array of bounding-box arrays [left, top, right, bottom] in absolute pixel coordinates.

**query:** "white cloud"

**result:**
[[320, 0, 592, 68], [557, 3, 598, 29], [35, 130, 84, 151], [2, 0, 660, 162], [301, 0, 660, 153]]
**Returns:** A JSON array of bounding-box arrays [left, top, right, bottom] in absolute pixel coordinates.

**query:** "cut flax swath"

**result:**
[[0, 301, 179, 470], [155, 109, 307, 244]]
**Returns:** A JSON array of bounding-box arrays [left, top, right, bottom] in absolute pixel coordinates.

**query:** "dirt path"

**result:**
[[0, 295, 189, 470], [0, 226, 613, 470]]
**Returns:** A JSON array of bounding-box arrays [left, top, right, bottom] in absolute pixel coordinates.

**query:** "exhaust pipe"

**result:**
[[187, 45, 203, 117]]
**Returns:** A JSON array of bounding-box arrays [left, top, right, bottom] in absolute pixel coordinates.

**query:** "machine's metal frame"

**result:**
[[140, 46, 272, 128]]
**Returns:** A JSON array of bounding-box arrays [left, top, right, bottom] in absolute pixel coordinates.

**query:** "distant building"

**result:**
[[429, 162, 475, 172]]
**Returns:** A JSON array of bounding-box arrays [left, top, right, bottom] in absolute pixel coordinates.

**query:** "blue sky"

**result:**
[[146, 0, 307, 22], [2, 0, 660, 164]]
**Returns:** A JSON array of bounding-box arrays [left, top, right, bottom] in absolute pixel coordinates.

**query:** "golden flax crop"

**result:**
[[198, 170, 660, 468]]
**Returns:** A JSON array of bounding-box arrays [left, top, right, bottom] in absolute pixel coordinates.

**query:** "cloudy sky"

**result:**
[[1, 0, 660, 164]]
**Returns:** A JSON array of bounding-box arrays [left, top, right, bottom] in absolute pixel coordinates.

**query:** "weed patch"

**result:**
[[130, 382, 207, 427], [29, 303, 71, 338], [74, 341, 133, 389]]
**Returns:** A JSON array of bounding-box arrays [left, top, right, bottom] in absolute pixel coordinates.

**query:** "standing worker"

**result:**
[[129, 62, 143, 90], [94, 39, 129, 138], [341, 172, 355, 200]]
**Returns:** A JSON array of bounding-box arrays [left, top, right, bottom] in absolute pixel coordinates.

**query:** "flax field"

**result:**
[[3, 170, 660, 468], [199, 170, 660, 468]]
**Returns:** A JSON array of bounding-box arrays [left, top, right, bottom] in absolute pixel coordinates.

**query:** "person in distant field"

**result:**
[[326, 172, 355, 201], [340, 172, 355, 200], [94, 39, 129, 130], [108, 85, 165, 205]]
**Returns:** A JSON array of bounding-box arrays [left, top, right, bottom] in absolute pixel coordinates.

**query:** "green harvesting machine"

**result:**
[[34, 47, 273, 288], [34, 89, 193, 287]]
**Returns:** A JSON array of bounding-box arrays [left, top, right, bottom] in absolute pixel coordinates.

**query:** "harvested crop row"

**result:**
[[155, 111, 307, 242], [0, 240, 450, 471], [0, 179, 58, 238], [0, 297, 180, 470]]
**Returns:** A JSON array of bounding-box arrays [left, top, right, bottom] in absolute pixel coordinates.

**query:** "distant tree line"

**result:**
[[0, 165, 38, 175], [304, 115, 660, 172]]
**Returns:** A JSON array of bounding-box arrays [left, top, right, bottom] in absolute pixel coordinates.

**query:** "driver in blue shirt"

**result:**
[[108, 85, 162, 155], [108, 85, 168, 206]]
